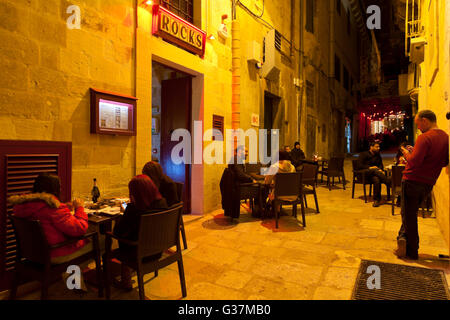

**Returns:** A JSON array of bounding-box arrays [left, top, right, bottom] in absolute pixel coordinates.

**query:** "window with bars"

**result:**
[[0, 140, 71, 290], [161, 0, 194, 24], [306, 81, 314, 108]]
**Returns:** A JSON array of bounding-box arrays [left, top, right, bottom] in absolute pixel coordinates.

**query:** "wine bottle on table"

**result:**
[[91, 178, 100, 203]]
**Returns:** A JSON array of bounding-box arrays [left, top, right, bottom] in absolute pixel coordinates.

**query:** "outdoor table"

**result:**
[[302, 159, 327, 183], [254, 181, 271, 219], [384, 164, 405, 179], [85, 206, 123, 288]]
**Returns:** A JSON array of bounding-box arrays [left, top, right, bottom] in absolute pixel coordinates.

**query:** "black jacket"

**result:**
[[290, 148, 306, 167], [219, 168, 241, 218], [228, 163, 253, 184], [113, 200, 168, 243], [357, 151, 384, 171]]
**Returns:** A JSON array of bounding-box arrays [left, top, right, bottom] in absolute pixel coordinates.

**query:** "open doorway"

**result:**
[[306, 115, 317, 158], [152, 61, 192, 213], [264, 92, 280, 155]]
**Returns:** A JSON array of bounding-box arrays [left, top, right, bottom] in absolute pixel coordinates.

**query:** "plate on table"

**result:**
[[98, 207, 122, 216]]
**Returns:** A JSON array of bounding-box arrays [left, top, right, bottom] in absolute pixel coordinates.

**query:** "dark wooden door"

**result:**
[[161, 77, 191, 213], [264, 93, 279, 156], [306, 115, 317, 158]]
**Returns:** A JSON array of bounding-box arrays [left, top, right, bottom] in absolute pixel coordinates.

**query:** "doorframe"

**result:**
[[151, 55, 205, 215]]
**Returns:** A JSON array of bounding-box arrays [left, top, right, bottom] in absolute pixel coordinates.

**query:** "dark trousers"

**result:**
[[368, 169, 390, 201], [397, 180, 433, 256]]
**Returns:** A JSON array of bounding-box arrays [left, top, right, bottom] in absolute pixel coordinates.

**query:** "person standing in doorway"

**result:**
[[395, 110, 449, 260]]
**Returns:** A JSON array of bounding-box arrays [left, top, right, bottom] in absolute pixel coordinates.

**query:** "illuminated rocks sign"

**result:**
[[152, 5, 206, 58]]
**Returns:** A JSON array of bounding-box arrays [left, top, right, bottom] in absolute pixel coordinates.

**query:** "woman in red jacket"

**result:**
[[9, 174, 91, 264]]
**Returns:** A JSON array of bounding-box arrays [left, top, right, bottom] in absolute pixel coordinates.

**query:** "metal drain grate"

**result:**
[[352, 260, 450, 300]]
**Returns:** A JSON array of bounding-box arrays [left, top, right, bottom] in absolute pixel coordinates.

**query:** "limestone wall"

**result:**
[[417, 0, 450, 252], [0, 0, 363, 214], [0, 0, 136, 198]]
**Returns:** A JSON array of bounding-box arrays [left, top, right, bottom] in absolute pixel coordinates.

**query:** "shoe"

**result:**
[[394, 238, 407, 258], [372, 200, 381, 207], [112, 277, 133, 291]]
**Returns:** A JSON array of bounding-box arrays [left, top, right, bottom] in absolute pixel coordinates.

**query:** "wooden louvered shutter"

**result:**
[[0, 141, 71, 291], [212, 115, 224, 141]]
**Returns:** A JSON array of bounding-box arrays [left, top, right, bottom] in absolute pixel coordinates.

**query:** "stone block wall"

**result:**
[[417, 0, 450, 252], [0, 0, 136, 198]]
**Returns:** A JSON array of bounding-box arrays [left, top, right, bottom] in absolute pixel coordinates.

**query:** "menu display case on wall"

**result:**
[[90, 88, 137, 136]]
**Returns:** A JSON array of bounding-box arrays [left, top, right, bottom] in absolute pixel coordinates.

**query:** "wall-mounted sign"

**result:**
[[90, 88, 137, 136], [251, 113, 260, 127], [152, 5, 206, 58]]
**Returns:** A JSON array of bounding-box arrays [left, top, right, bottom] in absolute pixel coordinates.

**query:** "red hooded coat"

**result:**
[[9, 193, 89, 258]]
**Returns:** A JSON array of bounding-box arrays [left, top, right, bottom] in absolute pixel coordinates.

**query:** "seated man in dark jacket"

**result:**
[[228, 146, 256, 184], [290, 142, 306, 168], [226, 146, 261, 218], [357, 142, 391, 207]]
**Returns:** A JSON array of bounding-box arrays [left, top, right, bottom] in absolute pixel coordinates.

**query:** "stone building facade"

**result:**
[[398, 0, 450, 251], [0, 0, 367, 215]]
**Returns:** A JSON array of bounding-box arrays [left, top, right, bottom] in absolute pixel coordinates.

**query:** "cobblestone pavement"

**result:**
[[8, 158, 450, 300]]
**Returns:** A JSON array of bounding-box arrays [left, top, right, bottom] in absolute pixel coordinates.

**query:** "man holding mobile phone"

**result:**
[[395, 110, 449, 260]]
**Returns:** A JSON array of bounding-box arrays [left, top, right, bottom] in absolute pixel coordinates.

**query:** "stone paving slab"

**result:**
[[8, 158, 449, 300]]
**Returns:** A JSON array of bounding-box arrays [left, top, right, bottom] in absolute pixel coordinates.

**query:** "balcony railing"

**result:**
[[405, 0, 424, 57]]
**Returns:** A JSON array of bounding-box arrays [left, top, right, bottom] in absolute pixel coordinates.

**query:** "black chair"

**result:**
[[300, 163, 320, 214], [9, 216, 103, 300], [174, 182, 188, 250], [220, 168, 260, 219], [103, 204, 186, 300], [273, 172, 305, 228], [351, 159, 373, 203], [391, 165, 405, 215], [245, 163, 266, 181], [322, 157, 346, 191]]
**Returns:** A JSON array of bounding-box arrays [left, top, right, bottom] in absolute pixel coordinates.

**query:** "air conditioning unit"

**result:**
[[262, 29, 282, 81], [406, 63, 420, 91], [409, 37, 426, 63]]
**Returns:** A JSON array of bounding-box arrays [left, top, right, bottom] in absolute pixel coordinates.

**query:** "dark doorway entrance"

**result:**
[[154, 62, 192, 213], [332, 109, 345, 156], [264, 92, 279, 156], [306, 115, 317, 158]]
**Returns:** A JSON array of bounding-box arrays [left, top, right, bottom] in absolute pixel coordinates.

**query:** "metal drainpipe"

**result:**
[[231, 1, 241, 134], [298, 0, 304, 142]]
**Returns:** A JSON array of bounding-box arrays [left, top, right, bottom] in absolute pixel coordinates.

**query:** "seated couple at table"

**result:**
[[227, 147, 296, 217], [357, 142, 391, 207]]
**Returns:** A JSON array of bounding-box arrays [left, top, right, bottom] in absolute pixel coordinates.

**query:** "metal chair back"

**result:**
[[391, 165, 405, 191], [301, 163, 318, 186], [137, 204, 183, 259], [274, 172, 302, 198], [328, 157, 344, 172], [11, 216, 50, 265]]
